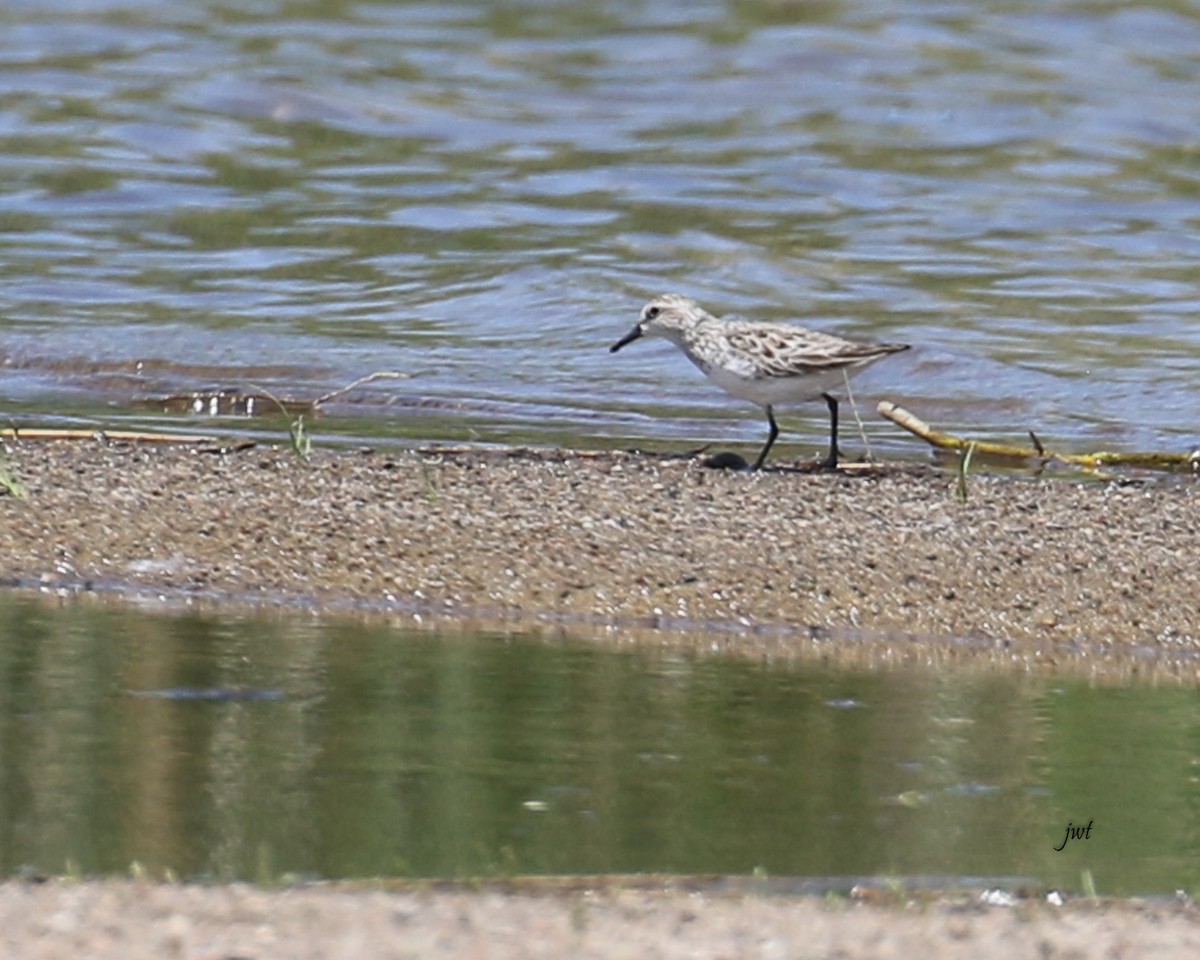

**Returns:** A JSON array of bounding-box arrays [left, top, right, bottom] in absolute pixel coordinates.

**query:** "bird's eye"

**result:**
[[645, 306, 660, 320]]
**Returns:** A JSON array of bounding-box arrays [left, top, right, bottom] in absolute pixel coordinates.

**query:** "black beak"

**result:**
[[610, 324, 643, 353]]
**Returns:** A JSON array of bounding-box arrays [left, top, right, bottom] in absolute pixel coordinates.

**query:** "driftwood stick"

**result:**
[[1, 428, 217, 444], [878, 401, 1200, 473], [877, 402, 1042, 460]]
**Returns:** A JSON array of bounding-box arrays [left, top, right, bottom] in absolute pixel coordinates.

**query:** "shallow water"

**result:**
[[0, 593, 1195, 897], [1, 1, 1200, 460]]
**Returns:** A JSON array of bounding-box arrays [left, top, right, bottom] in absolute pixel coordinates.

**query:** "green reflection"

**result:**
[[0, 593, 1195, 894]]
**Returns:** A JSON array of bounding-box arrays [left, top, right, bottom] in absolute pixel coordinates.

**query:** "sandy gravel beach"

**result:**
[[3, 438, 1200, 955], [1, 878, 1198, 960], [1, 439, 1198, 676]]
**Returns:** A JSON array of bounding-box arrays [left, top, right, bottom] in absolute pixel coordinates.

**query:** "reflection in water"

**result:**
[[1, 2, 1200, 455], [0, 594, 1195, 895]]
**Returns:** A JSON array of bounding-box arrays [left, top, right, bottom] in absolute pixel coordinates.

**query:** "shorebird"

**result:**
[[611, 293, 909, 470]]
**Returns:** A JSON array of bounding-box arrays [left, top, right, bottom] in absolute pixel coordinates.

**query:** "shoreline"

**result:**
[[1, 439, 1199, 680]]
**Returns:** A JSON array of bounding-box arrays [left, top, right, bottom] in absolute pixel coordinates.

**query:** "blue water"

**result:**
[[2, 1, 1200, 460]]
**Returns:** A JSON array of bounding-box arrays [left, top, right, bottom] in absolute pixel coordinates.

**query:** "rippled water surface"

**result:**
[[1, 594, 1198, 896], [2, 0, 1200, 458]]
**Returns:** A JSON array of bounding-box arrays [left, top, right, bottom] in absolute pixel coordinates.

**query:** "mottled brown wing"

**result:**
[[724, 326, 898, 379]]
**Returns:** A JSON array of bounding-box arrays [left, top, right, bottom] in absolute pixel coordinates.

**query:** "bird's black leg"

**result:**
[[821, 392, 839, 470], [752, 405, 779, 471]]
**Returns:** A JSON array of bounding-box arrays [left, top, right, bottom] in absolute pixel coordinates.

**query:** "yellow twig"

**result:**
[[878, 401, 1200, 473], [1, 428, 217, 444]]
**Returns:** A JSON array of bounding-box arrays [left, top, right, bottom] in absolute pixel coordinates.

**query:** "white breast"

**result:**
[[701, 360, 847, 407]]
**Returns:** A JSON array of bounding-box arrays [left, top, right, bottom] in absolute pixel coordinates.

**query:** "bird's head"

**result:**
[[610, 294, 707, 352]]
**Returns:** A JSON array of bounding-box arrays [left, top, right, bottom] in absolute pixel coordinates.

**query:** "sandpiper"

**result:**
[[610, 293, 909, 470]]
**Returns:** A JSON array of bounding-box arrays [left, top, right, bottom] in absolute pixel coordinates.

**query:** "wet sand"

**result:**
[[3, 438, 1200, 954], [1, 439, 1198, 677]]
